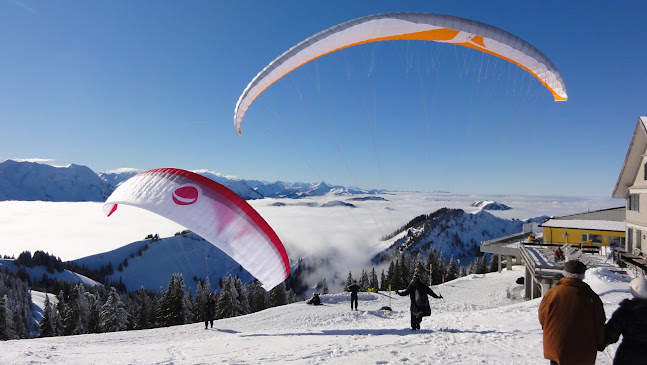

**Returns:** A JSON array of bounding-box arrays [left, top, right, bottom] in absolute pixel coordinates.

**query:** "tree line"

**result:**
[[0, 267, 297, 340], [342, 249, 499, 293]]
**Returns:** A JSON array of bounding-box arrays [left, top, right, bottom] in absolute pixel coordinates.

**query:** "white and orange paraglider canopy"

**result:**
[[104, 168, 289, 291], [234, 12, 567, 134]]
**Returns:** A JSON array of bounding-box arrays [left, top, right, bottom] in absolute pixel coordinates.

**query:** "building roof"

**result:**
[[540, 219, 625, 232], [612, 116, 647, 199]]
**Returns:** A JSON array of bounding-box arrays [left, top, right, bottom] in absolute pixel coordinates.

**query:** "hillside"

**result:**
[[73, 232, 255, 292], [2, 266, 632, 364], [0, 259, 99, 287], [373, 208, 547, 263], [0, 160, 113, 202]]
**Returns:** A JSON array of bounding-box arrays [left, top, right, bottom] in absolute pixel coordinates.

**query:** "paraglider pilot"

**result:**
[[397, 271, 442, 330], [205, 293, 216, 329], [347, 280, 361, 311]]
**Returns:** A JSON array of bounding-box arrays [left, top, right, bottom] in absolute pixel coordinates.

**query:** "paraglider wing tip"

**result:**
[[106, 203, 118, 217]]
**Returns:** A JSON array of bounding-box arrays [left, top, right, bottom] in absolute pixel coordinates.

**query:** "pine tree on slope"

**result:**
[[100, 287, 128, 332]]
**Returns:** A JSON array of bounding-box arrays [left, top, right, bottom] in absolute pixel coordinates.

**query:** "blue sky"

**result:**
[[1, 1, 646, 197]]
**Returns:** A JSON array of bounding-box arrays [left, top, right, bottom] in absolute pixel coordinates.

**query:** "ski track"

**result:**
[[2, 266, 631, 364]]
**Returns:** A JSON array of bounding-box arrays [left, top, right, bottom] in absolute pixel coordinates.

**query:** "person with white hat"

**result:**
[[538, 260, 606, 365], [604, 276, 647, 365]]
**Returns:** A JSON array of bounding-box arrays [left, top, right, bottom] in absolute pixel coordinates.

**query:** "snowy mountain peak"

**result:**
[[472, 200, 512, 211], [0, 160, 113, 202], [374, 208, 529, 263]]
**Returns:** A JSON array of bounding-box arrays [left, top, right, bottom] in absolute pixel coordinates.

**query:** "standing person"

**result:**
[[204, 293, 216, 330], [347, 280, 360, 311], [396, 273, 442, 330], [538, 260, 606, 365], [604, 276, 647, 365]]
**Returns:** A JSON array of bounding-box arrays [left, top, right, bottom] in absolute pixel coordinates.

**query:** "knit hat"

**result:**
[[630, 276, 647, 299], [563, 260, 586, 279]]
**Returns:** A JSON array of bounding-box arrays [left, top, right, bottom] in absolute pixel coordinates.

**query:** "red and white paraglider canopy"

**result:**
[[104, 168, 289, 290]]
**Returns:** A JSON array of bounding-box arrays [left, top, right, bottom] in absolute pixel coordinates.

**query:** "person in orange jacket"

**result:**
[[538, 260, 606, 365]]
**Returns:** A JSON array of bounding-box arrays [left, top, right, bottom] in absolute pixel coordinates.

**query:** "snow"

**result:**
[[0, 259, 99, 286], [540, 219, 625, 232], [2, 266, 633, 364]]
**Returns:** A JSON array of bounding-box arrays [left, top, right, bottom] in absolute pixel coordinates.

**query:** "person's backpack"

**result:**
[[414, 288, 431, 317]]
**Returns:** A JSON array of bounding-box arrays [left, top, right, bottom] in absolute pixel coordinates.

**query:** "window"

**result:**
[[581, 233, 602, 244], [644, 162, 647, 180], [638, 230, 643, 251], [628, 227, 634, 251], [627, 194, 640, 212], [609, 236, 625, 248]]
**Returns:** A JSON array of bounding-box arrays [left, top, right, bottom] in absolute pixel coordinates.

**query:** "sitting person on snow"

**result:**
[[307, 293, 322, 305]]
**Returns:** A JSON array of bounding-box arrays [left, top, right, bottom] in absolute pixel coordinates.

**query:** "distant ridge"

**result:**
[[1, 160, 415, 202]]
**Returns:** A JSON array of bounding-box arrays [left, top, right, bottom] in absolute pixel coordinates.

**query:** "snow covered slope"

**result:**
[[0, 259, 99, 287], [73, 232, 255, 292], [0, 160, 113, 202], [3, 266, 632, 364]]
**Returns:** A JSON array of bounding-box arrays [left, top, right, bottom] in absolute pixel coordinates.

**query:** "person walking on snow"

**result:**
[[204, 293, 216, 330], [538, 260, 605, 365], [604, 276, 647, 365], [347, 280, 360, 310], [396, 272, 442, 330]]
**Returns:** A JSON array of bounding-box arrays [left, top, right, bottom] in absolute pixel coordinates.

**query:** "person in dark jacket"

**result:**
[[604, 276, 647, 365], [307, 293, 322, 306], [396, 274, 442, 330], [204, 293, 216, 329], [538, 260, 605, 365], [347, 280, 360, 310]]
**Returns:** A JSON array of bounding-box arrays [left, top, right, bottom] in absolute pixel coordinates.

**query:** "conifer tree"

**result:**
[[39, 294, 55, 337], [413, 251, 427, 284], [87, 295, 101, 333], [54, 290, 65, 335], [234, 277, 250, 316], [446, 255, 459, 282], [369, 268, 379, 291], [460, 266, 468, 277], [100, 287, 128, 332], [427, 247, 442, 285], [215, 277, 237, 319], [0, 295, 16, 340], [386, 261, 395, 290], [183, 289, 194, 324], [475, 255, 488, 274], [438, 255, 447, 283], [269, 282, 288, 307], [158, 274, 187, 327], [134, 287, 151, 330], [392, 258, 403, 289], [250, 281, 267, 313], [488, 254, 499, 273], [359, 269, 369, 291], [345, 271, 354, 289], [399, 255, 411, 286], [380, 269, 387, 291], [193, 282, 205, 323], [63, 284, 90, 335]]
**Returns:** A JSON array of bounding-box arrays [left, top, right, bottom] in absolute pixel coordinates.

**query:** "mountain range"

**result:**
[[0, 160, 382, 202]]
